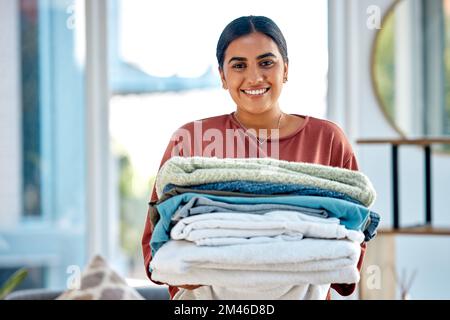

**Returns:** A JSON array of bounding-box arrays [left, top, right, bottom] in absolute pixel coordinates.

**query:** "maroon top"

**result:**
[[142, 112, 366, 299]]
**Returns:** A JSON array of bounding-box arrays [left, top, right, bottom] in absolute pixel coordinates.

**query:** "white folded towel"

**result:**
[[150, 239, 361, 287], [170, 211, 365, 244], [152, 264, 359, 288], [194, 234, 304, 246]]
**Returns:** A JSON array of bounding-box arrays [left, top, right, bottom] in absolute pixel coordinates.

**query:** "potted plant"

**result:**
[[0, 268, 28, 300]]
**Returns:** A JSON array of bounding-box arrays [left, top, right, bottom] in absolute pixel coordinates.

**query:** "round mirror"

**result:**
[[371, 0, 450, 137]]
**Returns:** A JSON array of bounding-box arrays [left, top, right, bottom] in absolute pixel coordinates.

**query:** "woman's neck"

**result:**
[[234, 107, 284, 131]]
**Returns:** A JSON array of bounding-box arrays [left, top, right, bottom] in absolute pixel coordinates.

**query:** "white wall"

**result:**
[[329, 0, 450, 299], [0, 0, 21, 229]]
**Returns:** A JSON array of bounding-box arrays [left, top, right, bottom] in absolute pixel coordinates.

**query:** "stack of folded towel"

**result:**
[[148, 156, 379, 300]]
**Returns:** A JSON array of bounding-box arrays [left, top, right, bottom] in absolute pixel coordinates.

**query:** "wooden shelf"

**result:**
[[356, 138, 450, 235], [357, 138, 450, 146], [378, 225, 450, 236]]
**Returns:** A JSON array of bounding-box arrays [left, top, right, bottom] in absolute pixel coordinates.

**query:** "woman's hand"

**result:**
[[178, 284, 202, 290]]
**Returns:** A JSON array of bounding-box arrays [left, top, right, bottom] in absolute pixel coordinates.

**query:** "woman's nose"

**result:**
[[247, 66, 265, 84]]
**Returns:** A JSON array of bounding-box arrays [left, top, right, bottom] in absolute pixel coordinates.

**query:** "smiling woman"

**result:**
[[142, 15, 365, 300], [220, 33, 288, 137], [217, 18, 290, 139]]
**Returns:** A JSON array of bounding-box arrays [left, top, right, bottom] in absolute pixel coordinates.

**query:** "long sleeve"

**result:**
[[142, 185, 181, 299], [329, 242, 366, 297]]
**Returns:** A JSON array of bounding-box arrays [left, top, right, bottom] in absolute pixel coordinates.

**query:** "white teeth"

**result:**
[[243, 88, 269, 95]]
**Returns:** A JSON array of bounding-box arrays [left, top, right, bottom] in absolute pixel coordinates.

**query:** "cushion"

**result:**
[[56, 255, 145, 300]]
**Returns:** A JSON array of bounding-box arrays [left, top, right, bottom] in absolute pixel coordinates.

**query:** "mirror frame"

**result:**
[[370, 0, 408, 138]]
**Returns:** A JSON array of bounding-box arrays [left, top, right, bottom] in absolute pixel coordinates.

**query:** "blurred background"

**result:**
[[1, 0, 450, 299]]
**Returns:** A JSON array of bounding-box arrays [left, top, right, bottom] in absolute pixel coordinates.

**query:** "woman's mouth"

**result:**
[[240, 87, 271, 97]]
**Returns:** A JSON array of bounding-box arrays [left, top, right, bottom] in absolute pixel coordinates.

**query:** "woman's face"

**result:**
[[220, 32, 288, 115]]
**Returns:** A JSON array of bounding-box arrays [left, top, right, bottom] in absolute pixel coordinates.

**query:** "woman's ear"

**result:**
[[219, 67, 228, 90]]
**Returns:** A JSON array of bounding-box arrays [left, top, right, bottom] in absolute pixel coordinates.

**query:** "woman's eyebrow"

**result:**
[[256, 52, 276, 60], [228, 52, 277, 64]]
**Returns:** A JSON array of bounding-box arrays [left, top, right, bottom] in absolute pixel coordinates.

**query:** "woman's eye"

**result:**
[[232, 63, 246, 69], [261, 60, 274, 67]]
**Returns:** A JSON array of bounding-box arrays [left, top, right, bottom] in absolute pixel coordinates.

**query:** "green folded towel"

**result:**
[[156, 157, 376, 207]]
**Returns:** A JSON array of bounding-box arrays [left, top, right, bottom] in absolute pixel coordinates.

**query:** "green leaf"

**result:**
[[0, 268, 28, 300]]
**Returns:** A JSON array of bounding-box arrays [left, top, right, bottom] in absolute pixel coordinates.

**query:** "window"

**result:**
[[20, 0, 41, 217], [0, 0, 87, 291]]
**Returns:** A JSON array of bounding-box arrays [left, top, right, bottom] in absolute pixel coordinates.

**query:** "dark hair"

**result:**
[[216, 15, 289, 70]]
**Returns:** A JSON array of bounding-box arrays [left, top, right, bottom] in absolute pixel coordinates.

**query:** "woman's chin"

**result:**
[[237, 105, 274, 115]]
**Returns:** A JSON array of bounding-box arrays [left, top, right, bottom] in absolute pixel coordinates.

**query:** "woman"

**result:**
[[142, 15, 366, 299]]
